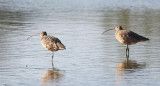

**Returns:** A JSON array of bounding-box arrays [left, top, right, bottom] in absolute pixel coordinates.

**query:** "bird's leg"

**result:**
[[128, 47, 129, 58], [52, 61, 54, 68], [52, 52, 54, 63], [126, 45, 127, 57], [126, 45, 129, 58], [51, 52, 55, 68]]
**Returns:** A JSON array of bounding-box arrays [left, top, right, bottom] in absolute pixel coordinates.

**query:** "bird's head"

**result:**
[[115, 25, 123, 31], [41, 31, 47, 37], [102, 25, 123, 34]]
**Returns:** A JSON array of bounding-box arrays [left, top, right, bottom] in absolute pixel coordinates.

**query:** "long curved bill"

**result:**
[[27, 34, 40, 40], [102, 28, 114, 35]]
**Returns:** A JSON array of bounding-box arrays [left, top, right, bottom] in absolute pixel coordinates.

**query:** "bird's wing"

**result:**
[[128, 31, 145, 41], [120, 30, 147, 42], [117, 30, 137, 44], [42, 35, 65, 50], [119, 30, 130, 40], [41, 36, 57, 50], [50, 36, 66, 50]]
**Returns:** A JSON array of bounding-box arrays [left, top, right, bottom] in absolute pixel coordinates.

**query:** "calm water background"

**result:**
[[0, 0, 160, 86]]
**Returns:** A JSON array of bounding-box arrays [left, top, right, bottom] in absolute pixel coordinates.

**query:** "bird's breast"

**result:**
[[115, 31, 138, 45], [115, 31, 125, 44], [115, 31, 131, 45], [40, 38, 57, 51]]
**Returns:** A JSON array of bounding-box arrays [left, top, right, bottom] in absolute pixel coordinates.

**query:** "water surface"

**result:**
[[0, 0, 160, 86]]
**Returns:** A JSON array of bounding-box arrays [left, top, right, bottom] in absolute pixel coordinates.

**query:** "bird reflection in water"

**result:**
[[116, 59, 146, 84], [41, 63, 64, 85]]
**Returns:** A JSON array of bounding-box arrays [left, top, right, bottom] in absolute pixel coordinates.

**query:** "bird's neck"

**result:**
[[115, 29, 122, 35], [41, 35, 45, 39], [115, 29, 121, 32]]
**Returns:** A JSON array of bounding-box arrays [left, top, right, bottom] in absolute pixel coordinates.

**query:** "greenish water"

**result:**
[[0, 0, 160, 86]]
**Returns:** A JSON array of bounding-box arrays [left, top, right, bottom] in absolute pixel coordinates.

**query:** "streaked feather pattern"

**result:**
[[40, 32, 65, 51]]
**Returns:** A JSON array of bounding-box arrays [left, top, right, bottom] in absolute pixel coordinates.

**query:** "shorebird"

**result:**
[[102, 25, 149, 58], [27, 31, 66, 62]]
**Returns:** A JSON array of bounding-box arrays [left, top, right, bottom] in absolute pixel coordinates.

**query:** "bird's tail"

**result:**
[[57, 42, 66, 50], [141, 36, 149, 42]]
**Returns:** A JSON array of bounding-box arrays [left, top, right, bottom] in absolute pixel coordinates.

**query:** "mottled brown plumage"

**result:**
[[115, 25, 149, 58], [103, 25, 149, 58], [115, 26, 149, 45], [27, 31, 65, 63], [40, 31, 66, 62], [40, 32, 65, 51]]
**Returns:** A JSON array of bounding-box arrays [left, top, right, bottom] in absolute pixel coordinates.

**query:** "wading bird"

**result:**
[[102, 25, 149, 58], [27, 31, 66, 62]]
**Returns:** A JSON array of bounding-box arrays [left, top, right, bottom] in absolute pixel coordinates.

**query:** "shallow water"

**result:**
[[0, 0, 160, 86]]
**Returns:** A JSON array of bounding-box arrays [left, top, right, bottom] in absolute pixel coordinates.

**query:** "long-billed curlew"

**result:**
[[27, 31, 66, 63], [102, 25, 149, 58]]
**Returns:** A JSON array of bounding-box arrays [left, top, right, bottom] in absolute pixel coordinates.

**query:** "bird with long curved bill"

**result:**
[[27, 31, 66, 63], [102, 25, 149, 58]]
